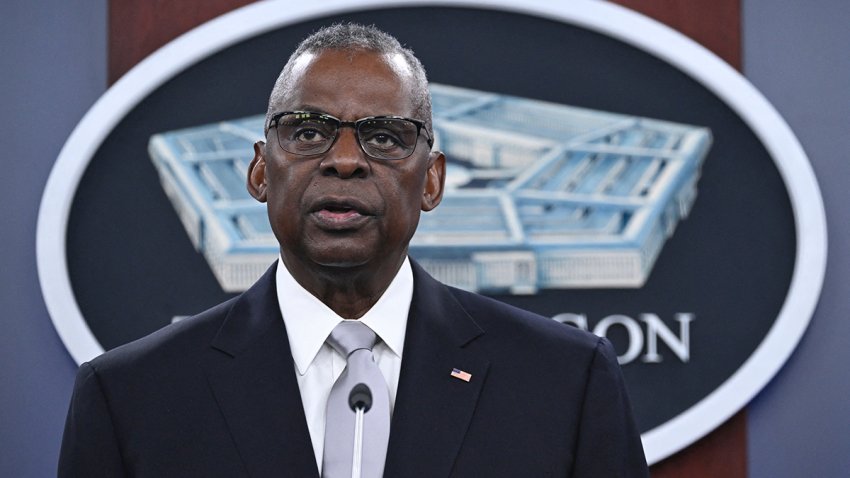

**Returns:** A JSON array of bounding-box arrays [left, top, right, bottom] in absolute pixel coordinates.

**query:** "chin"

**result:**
[[314, 258, 371, 269], [308, 249, 374, 270]]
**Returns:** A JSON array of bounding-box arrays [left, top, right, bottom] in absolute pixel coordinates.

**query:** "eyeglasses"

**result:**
[[268, 111, 432, 160]]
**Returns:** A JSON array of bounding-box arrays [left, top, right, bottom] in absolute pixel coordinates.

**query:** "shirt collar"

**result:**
[[276, 256, 413, 375]]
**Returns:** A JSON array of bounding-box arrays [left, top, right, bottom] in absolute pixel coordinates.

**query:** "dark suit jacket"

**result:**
[[59, 260, 648, 477]]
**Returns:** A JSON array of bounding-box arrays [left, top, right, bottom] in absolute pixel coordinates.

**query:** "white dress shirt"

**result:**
[[275, 256, 412, 473]]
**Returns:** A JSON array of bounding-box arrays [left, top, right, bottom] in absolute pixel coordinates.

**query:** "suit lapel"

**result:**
[[385, 261, 490, 477], [204, 263, 319, 478]]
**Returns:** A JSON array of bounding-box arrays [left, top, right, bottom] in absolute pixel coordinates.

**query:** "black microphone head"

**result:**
[[348, 383, 372, 412]]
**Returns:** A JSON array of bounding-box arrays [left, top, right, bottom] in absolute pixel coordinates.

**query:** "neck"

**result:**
[[281, 253, 406, 320]]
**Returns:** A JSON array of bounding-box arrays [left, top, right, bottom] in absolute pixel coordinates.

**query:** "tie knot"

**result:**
[[327, 321, 377, 357]]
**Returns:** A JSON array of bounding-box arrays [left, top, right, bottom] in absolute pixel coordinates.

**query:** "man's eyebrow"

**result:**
[[291, 104, 328, 114]]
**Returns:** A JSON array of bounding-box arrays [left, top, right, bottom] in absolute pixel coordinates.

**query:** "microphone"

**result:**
[[349, 383, 372, 412], [348, 383, 372, 478]]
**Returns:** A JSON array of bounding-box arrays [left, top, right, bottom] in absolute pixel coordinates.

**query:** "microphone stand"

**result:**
[[348, 383, 372, 478]]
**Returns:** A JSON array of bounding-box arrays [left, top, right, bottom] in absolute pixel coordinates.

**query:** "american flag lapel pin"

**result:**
[[450, 368, 472, 382]]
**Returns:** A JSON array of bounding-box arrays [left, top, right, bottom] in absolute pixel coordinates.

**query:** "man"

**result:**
[[59, 23, 648, 477]]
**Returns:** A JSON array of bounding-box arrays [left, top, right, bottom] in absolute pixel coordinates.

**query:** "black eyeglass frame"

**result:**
[[267, 111, 434, 160]]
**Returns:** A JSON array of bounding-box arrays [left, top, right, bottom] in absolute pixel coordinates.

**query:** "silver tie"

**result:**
[[322, 321, 390, 478]]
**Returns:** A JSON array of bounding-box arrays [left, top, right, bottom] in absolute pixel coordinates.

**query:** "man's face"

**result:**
[[248, 49, 445, 275]]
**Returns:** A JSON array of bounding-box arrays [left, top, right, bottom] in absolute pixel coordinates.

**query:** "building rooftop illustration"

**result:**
[[149, 84, 711, 294]]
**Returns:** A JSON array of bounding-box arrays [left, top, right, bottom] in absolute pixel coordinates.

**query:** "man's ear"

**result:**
[[421, 151, 446, 212], [247, 141, 268, 202]]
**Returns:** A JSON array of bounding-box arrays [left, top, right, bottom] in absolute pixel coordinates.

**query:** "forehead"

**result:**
[[278, 49, 416, 119]]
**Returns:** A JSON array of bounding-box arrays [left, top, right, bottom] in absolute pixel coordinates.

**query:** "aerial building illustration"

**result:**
[[149, 84, 711, 294]]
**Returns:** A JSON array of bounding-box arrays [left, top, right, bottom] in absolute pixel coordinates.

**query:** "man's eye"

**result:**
[[363, 132, 401, 149], [293, 127, 329, 143]]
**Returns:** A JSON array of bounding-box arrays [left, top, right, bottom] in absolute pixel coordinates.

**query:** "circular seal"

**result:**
[[37, 0, 826, 464]]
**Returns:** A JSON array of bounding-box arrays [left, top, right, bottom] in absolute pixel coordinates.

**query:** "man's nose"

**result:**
[[319, 129, 369, 179]]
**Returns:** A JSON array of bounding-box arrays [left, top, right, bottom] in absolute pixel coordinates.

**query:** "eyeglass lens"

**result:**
[[274, 113, 420, 160]]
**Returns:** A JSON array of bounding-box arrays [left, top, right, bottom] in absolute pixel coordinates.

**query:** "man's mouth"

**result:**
[[311, 199, 374, 229]]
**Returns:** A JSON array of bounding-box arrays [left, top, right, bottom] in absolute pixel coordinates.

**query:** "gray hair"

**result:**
[[265, 23, 433, 135]]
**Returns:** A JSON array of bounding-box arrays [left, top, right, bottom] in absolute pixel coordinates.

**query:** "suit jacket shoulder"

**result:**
[[446, 283, 603, 356], [385, 261, 648, 477], [59, 264, 318, 477], [87, 296, 234, 376]]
